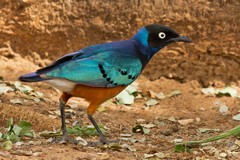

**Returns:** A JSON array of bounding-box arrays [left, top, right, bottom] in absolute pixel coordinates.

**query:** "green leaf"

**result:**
[[12, 125, 22, 136], [66, 124, 106, 136], [7, 118, 13, 127], [174, 144, 191, 152], [2, 133, 9, 140], [2, 141, 13, 150], [84, 125, 105, 136], [18, 120, 32, 131], [21, 132, 34, 137], [0, 132, 2, 139], [9, 134, 20, 143], [66, 127, 83, 136]]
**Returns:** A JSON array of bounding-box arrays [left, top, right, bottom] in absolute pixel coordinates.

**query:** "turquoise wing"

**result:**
[[45, 51, 142, 87]]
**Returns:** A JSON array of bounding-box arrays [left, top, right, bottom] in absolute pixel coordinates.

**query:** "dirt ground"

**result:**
[[0, 0, 240, 159]]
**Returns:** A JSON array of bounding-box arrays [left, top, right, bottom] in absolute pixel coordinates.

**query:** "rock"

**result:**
[[219, 152, 227, 158], [219, 104, 229, 115]]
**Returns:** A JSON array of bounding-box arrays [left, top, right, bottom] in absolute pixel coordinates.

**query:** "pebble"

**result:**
[[196, 117, 201, 122], [219, 105, 228, 115], [235, 139, 240, 146], [219, 152, 227, 158]]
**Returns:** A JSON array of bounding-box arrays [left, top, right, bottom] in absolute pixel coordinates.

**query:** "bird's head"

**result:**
[[132, 24, 192, 57]]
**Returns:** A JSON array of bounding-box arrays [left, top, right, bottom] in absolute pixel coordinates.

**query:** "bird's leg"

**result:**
[[87, 114, 108, 144], [52, 93, 78, 144], [59, 98, 68, 141], [87, 103, 119, 145]]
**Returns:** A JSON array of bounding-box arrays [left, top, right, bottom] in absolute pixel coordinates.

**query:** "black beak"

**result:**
[[168, 36, 192, 43]]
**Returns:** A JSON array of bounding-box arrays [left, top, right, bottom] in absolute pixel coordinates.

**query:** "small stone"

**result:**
[[137, 119, 145, 123], [168, 116, 177, 122], [219, 105, 229, 115], [199, 107, 205, 111], [196, 117, 201, 122], [219, 152, 227, 158]]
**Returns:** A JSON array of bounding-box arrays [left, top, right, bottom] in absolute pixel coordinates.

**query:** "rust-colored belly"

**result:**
[[71, 84, 126, 115]]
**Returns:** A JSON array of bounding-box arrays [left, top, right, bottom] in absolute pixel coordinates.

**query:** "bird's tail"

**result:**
[[19, 72, 47, 82]]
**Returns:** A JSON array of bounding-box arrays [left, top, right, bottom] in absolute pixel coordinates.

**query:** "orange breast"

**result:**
[[71, 84, 126, 115]]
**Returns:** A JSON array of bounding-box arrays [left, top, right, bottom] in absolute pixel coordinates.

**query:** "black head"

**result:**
[[145, 24, 192, 48]]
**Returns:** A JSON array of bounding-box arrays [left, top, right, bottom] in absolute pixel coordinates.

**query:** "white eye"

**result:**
[[158, 32, 166, 39]]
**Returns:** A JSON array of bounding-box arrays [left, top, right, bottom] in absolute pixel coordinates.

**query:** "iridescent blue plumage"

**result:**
[[34, 27, 160, 88], [44, 40, 143, 87], [20, 24, 192, 88]]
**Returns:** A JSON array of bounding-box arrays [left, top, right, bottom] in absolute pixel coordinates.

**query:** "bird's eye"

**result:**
[[158, 32, 166, 39]]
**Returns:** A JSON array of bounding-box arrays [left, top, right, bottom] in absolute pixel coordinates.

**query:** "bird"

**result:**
[[19, 24, 192, 144]]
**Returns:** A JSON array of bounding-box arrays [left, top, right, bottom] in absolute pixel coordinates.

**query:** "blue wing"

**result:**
[[40, 40, 143, 87]]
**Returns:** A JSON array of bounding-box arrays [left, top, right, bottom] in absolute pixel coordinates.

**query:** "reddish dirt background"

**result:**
[[0, 0, 240, 159]]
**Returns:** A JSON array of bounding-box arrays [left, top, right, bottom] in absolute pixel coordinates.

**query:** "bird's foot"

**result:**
[[51, 135, 79, 145]]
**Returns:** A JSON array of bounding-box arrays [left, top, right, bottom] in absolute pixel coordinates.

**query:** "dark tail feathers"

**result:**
[[19, 72, 46, 82]]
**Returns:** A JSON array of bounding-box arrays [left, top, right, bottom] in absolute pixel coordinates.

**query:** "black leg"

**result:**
[[87, 114, 108, 144], [59, 99, 68, 139], [52, 99, 78, 144]]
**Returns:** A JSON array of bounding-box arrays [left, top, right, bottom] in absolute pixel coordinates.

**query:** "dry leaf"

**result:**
[[178, 119, 194, 126], [116, 90, 134, 105], [145, 99, 158, 106], [233, 114, 240, 121], [10, 99, 23, 105]]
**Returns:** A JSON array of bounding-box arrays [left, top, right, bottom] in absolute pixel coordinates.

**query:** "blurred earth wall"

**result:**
[[0, 0, 239, 86]]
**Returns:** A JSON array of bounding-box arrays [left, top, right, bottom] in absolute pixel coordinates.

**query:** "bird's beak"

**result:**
[[168, 36, 192, 43]]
